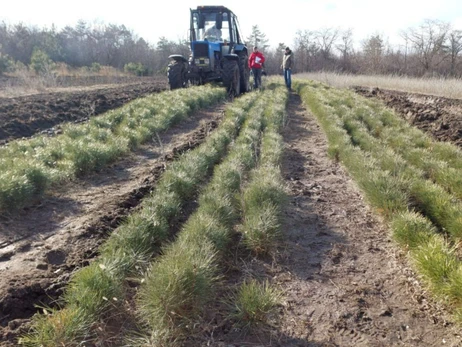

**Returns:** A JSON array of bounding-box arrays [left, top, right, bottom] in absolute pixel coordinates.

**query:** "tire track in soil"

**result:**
[[0, 105, 224, 345], [274, 93, 462, 346]]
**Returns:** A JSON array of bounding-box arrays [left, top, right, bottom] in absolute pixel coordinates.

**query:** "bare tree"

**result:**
[[401, 19, 450, 75], [315, 27, 339, 69], [362, 34, 385, 74], [447, 30, 462, 76], [294, 29, 318, 72], [336, 28, 354, 71]]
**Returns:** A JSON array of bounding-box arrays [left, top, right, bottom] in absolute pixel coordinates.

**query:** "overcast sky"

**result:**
[[2, 0, 462, 50]]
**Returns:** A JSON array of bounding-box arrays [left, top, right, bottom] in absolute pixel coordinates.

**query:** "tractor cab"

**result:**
[[192, 9, 231, 43]]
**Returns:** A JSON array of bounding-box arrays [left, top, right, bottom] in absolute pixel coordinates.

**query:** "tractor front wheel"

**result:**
[[167, 60, 187, 90]]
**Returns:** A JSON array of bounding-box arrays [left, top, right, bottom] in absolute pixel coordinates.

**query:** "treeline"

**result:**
[[287, 19, 462, 78], [248, 20, 462, 78], [1, 19, 461, 78], [0, 20, 189, 75]]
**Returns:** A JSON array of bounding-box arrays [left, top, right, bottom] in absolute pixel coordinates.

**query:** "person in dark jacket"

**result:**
[[248, 46, 265, 89], [281, 47, 294, 91]]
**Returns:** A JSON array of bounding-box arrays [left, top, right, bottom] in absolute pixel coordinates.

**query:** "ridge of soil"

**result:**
[[353, 86, 462, 148], [0, 103, 225, 346], [0, 78, 168, 144]]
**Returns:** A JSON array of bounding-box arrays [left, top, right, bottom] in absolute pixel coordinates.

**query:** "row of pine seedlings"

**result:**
[[20, 89, 255, 346], [0, 85, 226, 211], [296, 80, 462, 321], [134, 85, 287, 345], [20, 83, 288, 346]]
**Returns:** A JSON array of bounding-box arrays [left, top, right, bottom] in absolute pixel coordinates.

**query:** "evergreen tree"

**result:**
[[246, 25, 269, 49], [30, 48, 55, 74]]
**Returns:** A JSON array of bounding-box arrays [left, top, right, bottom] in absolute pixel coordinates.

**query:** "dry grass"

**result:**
[[298, 72, 462, 99], [0, 64, 141, 98]]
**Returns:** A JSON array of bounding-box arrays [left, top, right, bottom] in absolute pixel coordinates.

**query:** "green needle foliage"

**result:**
[[412, 235, 458, 296], [139, 239, 219, 330], [19, 307, 92, 347], [228, 279, 282, 329], [410, 180, 462, 238], [391, 211, 436, 250], [21, 89, 253, 347], [295, 78, 462, 322], [0, 85, 226, 211], [134, 88, 286, 345], [240, 88, 287, 255]]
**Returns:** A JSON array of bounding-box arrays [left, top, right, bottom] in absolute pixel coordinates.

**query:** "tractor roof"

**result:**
[[195, 6, 232, 13]]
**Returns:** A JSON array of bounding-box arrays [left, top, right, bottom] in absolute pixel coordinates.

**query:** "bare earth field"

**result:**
[[1, 83, 462, 346], [353, 86, 462, 148], [0, 78, 168, 145]]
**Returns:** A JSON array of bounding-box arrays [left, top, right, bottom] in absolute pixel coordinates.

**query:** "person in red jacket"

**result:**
[[248, 46, 265, 89]]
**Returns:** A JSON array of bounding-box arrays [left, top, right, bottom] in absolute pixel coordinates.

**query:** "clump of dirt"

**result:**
[[0, 78, 168, 144], [353, 86, 462, 147]]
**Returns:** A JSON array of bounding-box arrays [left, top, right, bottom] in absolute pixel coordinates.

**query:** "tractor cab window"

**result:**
[[194, 12, 230, 43], [232, 16, 243, 44], [220, 13, 230, 42]]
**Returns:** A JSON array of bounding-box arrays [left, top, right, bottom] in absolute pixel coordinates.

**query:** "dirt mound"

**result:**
[[353, 86, 462, 147], [0, 78, 168, 144]]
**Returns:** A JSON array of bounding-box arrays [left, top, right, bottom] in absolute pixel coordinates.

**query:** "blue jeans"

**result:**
[[284, 68, 292, 89], [252, 68, 262, 88]]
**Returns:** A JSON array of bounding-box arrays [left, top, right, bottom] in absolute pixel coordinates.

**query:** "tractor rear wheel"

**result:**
[[238, 52, 250, 93], [222, 59, 240, 97], [167, 61, 186, 90]]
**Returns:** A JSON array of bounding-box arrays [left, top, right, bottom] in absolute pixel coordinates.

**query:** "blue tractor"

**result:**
[[167, 6, 250, 96]]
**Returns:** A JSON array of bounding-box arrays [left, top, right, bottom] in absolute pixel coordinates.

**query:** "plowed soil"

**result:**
[[0, 78, 168, 145], [353, 86, 462, 148], [2, 84, 462, 346]]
